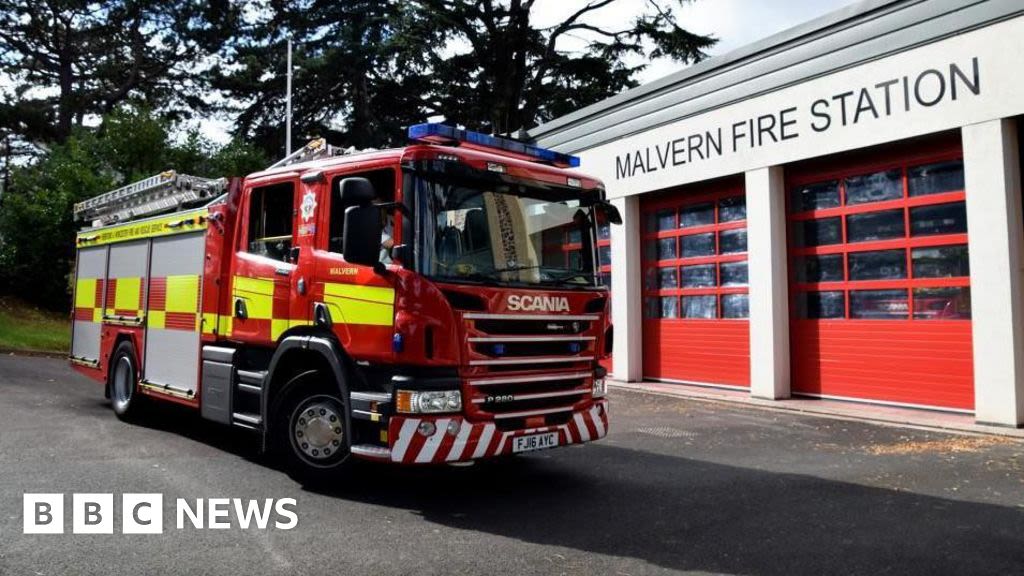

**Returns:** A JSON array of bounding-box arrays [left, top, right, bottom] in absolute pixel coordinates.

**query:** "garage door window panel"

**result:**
[[720, 261, 748, 286], [847, 210, 904, 242], [844, 169, 902, 205], [912, 245, 969, 278], [908, 160, 965, 196], [682, 264, 716, 287], [793, 217, 842, 247], [910, 202, 967, 237], [913, 287, 971, 319], [791, 180, 840, 211], [794, 254, 844, 283]]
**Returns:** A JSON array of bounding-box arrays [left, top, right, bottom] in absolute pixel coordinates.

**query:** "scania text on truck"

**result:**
[[68, 124, 619, 481]]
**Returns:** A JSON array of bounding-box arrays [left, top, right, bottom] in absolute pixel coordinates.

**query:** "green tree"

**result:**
[[213, 0, 433, 155], [415, 0, 715, 135], [0, 131, 114, 307], [0, 108, 267, 309], [0, 0, 238, 147], [217, 0, 715, 153]]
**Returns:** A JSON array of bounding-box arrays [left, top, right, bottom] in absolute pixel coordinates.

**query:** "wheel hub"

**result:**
[[293, 400, 344, 460]]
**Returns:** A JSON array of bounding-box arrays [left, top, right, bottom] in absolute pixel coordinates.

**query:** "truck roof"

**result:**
[[246, 143, 602, 189]]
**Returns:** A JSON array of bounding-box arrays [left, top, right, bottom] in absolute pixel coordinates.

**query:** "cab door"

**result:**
[[312, 167, 399, 363], [229, 178, 299, 345]]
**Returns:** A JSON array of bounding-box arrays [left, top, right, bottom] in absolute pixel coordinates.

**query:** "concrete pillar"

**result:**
[[745, 166, 791, 399], [610, 195, 643, 382], [963, 118, 1024, 427]]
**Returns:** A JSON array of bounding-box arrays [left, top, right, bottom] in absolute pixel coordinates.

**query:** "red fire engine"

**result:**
[[69, 124, 619, 481]]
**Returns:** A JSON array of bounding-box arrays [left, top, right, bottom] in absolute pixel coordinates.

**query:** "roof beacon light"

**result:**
[[408, 123, 580, 168]]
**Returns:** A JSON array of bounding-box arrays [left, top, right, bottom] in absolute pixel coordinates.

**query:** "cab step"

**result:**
[[232, 412, 263, 430], [350, 444, 391, 460]]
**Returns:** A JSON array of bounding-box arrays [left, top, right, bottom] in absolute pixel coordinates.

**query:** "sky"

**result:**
[[189, 0, 858, 144]]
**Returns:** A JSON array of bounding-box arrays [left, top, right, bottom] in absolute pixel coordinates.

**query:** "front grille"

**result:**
[[471, 340, 590, 357], [463, 313, 600, 421], [473, 319, 590, 335]]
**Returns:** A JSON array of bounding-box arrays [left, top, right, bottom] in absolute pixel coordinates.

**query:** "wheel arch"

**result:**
[[105, 331, 141, 399], [261, 333, 352, 451]]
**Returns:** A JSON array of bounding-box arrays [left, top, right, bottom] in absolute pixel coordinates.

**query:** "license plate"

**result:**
[[512, 432, 559, 453]]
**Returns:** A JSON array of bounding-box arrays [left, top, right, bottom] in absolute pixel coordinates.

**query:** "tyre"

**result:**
[[109, 340, 144, 420], [273, 371, 352, 485]]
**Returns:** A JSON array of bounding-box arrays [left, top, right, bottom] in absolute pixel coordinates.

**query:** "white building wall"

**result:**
[[609, 196, 643, 382], [746, 167, 791, 400], [963, 118, 1024, 426]]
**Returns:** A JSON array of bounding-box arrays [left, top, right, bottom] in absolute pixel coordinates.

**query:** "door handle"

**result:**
[[234, 297, 248, 319]]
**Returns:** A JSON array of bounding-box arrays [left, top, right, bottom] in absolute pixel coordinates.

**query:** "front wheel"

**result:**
[[274, 375, 352, 484], [109, 341, 144, 420]]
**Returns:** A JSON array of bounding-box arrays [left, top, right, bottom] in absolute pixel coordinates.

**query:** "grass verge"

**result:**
[[0, 297, 70, 353]]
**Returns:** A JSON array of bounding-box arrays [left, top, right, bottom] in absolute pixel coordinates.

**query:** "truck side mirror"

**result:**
[[597, 200, 623, 225], [338, 177, 376, 206], [343, 204, 383, 268]]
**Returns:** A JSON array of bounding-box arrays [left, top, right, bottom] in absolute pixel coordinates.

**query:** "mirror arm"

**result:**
[[376, 201, 411, 217]]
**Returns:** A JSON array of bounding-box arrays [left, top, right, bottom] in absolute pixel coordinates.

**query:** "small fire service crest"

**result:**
[[300, 191, 317, 222]]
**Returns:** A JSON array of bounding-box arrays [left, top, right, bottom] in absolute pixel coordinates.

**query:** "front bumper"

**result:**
[[366, 400, 608, 465]]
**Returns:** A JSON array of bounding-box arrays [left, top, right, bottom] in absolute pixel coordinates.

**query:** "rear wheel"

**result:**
[[109, 341, 144, 420], [273, 371, 353, 485]]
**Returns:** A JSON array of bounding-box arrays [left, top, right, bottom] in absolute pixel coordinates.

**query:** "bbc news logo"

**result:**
[[23, 494, 298, 534]]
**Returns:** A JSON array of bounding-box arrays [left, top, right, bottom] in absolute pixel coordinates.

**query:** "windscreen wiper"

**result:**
[[486, 264, 547, 277], [538, 271, 602, 286]]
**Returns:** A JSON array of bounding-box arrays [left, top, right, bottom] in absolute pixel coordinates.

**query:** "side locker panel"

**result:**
[[105, 240, 149, 321], [145, 232, 205, 395], [71, 246, 108, 364]]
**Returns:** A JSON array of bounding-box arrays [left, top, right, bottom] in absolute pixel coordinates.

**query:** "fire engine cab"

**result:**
[[69, 124, 619, 481]]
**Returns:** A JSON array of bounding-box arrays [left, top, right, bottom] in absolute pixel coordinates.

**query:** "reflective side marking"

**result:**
[[559, 424, 572, 444], [446, 421, 474, 461], [494, 432, 510, 455], [415, 418, 450, 463], [115, 277, 141, 313], [323, 283, 395, 304], [472, 424, 495, 459], [233, 276, 275, 320], [590, 405, 606, 438], [391, 419, 419, 462], [573, 413, 591, 442], [166, 274, 199, 313], [322, 283, 395, 326]]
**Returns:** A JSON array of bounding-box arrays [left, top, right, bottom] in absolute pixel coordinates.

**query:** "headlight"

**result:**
[[592, 378, 607, 398], [396, 389, 462, 414]]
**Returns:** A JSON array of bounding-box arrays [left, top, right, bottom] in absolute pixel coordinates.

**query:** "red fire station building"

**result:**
[[530, 0, 1024, 426]]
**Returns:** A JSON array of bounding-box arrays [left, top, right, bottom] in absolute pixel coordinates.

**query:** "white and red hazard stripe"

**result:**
[[384, 400, 609, 465]]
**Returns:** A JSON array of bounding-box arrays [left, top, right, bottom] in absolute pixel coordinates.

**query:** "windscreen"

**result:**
[[415, 174, 600, 288]]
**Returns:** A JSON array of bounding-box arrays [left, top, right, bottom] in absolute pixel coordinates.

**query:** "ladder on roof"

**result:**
[[74, 171, 227, 228], [75, 139, 374, 228]]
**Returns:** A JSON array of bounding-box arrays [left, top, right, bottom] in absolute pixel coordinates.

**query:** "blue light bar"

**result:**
[[408, 123, 580, 168]]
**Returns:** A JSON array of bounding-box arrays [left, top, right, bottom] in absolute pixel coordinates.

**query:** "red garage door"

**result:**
[[641, 181, 750, 388], [788, 141, 974, 411]]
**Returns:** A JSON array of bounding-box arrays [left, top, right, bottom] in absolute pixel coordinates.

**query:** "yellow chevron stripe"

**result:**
[[233, 276, 274, 320], [167, 275, 200, 313], [149, 310, 166, 330], [112, 277, 142, 312], [75, 278, 97, 308], [323, 283, 395, 305], [323, 297, 394, 326]]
